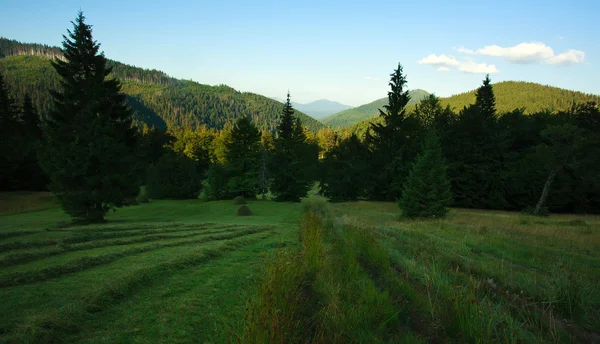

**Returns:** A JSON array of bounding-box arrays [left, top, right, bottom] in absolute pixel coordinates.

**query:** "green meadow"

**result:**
[[1, 193, 599, 343]]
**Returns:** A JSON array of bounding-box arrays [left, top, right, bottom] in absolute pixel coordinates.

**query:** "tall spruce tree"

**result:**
[[39, 12, 141, 222], [445, 75, 508, 209], [270, 92, 315, 202], [399, 133, 452, 218], [366, 63, 422, 201], [475, 74, 497, 120], [225, 116, 261, 198]]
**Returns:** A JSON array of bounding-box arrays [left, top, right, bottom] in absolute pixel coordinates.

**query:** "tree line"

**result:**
[[320, 67, 600, 215], [0, 12, 319, 222], [1, 12, 598, 222]]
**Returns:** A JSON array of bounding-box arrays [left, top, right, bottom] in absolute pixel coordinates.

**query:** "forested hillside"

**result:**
[[321, 89, 429, 128], [0, 38, 323, 132], [325, 83, 599, 129]]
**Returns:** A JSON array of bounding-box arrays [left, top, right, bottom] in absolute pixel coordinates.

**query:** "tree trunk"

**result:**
[[534, 167, 559, 215]]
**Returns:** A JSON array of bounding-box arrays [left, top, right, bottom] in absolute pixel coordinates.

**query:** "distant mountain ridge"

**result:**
[[321, 89, 430, 128], [271, 97, 353, 119], [0, 37, 324, 133]]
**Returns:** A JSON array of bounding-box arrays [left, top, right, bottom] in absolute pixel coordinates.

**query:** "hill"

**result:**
[[328, 82, 600, 129], [321, 89, 429, 128], [0, 38, 323, 133]]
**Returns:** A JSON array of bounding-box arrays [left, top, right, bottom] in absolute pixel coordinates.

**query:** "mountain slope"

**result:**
[[325, 82, 600, 129], [293, 99, 352, 119], [436, 81, 600, 114], [0, 38, 323, 133], [343, 82, 600, 137], [321, 89, 429, 128]]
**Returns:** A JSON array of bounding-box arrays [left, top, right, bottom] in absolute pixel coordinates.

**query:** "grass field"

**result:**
[[244, 201, 600, 343], [1, 193, 599, 343], [0, 194, 303, 343]]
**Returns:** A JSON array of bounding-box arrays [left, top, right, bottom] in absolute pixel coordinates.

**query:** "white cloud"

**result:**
[[458, 61, 499, 74], [418, 54, 497, 74], [457, 42, 585, 65], [418, 54, 460, 67], [548, 49, 585, 65]]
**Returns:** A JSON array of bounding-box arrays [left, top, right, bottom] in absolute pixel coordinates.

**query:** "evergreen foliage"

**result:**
[[204, 163, 231, 201], [399, 133, 452, 218], [319, 133, 369, 202], [270, 93, 318, 202], [0, 38, 324, 133], [366, 63, 422, 201], [146, 151, 202, 199], [321, 89, 429, 128], [224, 116, 261, 198], [38, 12, 141, 222]]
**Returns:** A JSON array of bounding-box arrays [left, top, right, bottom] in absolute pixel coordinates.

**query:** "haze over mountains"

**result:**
[[271, 98, 352, 119]]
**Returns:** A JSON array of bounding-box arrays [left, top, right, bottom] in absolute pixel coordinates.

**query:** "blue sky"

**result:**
[[1, 0, 598, 106]]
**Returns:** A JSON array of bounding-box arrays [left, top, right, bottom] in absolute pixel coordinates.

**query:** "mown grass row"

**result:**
[[0, 223, 238, 252], [0, 225, 267, 268], [1, 231, 274, 344], [0, 226, 272, 288], [241, 202, 598, 343]]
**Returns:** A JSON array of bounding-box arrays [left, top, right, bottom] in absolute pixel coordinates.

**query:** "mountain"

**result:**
[[0, 37, 324, 133], [321, 89, 430, 128], [271, 97, 353, 119], [293, 99, 353, 119]]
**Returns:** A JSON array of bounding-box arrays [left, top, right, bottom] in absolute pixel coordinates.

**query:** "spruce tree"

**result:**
[[39, 12, 141, 222], [475, 74, 497, 120], [225, 116, 261, 198], [400, 133, 452, 218], [270, 92, 315, 202], [366, 63, 422, 201]]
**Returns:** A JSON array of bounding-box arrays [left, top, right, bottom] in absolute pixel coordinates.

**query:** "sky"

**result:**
[[1, 0, 598, 106]]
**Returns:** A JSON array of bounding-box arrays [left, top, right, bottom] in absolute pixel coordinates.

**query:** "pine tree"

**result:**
[[38, 12, 141, 222], [475, 74, 497, 120], [445, 75, 507, 209], [366, 63, 422, 201], [225, 116, 261, 198], [270, 92, 316, 202], [399, 133, 452, 218]]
